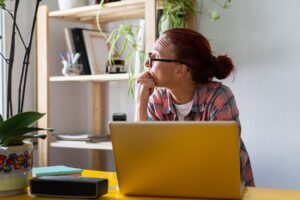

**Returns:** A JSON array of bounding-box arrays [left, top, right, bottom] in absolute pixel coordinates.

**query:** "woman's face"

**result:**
[[144, 36, 181, 88]]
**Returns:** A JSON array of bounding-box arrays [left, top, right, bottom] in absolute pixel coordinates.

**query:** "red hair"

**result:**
[[162, 28, 235, 83]]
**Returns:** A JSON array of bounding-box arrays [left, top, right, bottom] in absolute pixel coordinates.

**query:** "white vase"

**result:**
[[0, 143, 33, 197], [57, 0, 89, 10]]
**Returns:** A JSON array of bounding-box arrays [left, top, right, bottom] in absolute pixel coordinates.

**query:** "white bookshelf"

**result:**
[[49, 0, 145, 23]]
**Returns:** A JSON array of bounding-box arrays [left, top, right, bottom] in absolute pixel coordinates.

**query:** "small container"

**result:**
[[57, 0, 89, 10], [62, 62, 82, 76], [112, 113, 127, 121], [106, 59, 127, 74]]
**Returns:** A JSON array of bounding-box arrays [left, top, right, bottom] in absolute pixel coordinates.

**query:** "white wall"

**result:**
[[198, 0, 300, 189], [3, 0, 36, 115]]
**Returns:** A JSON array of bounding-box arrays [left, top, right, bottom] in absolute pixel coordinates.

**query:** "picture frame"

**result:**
[[82, 30, 110, 74]]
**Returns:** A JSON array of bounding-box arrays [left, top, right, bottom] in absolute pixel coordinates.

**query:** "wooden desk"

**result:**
[[2, 170, 300, 200]]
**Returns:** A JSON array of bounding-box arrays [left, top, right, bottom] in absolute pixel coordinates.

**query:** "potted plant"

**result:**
[[158, 0, 195, 35], [96, 0, 146, 96], [158, 0, 232, 34], [57, 0, 89, 10], [105, 24, 144, 96], [0, 112, 52, 196], [0, 0, 53, 196]]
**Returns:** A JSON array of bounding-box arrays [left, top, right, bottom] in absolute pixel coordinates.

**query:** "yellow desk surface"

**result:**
[[1, 170, 300, 200]]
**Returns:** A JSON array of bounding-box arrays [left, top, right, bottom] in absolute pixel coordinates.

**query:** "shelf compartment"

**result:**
[[50, 141, 113, 150], [49, 0, 145, 23], [49, 73, 129, 82]]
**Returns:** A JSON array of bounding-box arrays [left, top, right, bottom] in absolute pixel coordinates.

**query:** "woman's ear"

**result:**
[[176, 64, 189, 77]]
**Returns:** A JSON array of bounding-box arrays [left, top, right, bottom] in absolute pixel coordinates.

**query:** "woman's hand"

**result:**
[[135, 71, 156, 121], [136, 71, 155, 105]]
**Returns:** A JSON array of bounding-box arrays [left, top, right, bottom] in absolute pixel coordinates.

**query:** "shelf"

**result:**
[[49, 73, 129, 82], [50, 141, 113, 150], [49, 0, 145, 23]]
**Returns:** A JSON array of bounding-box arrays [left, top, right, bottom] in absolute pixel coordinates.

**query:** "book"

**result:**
[[55, 133, 110, 143], [82, 30, 110, 75], [32, 165, 83, 177], [64, 28, 76, 54], [71, 28, 92, 75]]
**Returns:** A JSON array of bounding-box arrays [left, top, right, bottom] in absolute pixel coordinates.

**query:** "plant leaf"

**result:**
[[0, 114, 3, 125], [119, 37, 128, 57], [0, 127, 53, 142], [210, 10, 220, 21], [0, 112, 45, 138], [0, 0, 5, 8], [1, 134, 47, 147]]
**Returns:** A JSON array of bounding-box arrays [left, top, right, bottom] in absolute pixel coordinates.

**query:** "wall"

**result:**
[[197, 0, 300, 189], [3, 0, 36, 115]]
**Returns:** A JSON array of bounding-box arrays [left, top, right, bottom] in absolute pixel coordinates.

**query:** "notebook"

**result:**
[[32, 165, 82, 177], [109, 121, 244, 199]]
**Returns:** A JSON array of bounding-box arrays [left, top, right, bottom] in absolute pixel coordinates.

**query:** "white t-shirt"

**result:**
[[174, 99, 193, 121]]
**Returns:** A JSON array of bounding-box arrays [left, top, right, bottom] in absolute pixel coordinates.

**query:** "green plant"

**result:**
[[207, 0, 232, 22], [106, 24, 144, 96], [96, 1, 145, 96], [159, 0, 195, 32], [158, 0, 232, 33], [0, 1, 52, 147], [0, 111, 53, 146]]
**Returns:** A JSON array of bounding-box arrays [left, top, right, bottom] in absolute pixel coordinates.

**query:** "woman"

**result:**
[[136, 28, 255, 186]]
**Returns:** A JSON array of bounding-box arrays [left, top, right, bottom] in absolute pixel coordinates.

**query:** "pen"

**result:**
[[72, 53, 81, 64], [59, 52, 66, 61], [67, 52, 71, 63]]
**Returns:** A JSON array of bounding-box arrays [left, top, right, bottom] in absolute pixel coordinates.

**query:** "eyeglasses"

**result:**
[[148, 52, 186, 67]]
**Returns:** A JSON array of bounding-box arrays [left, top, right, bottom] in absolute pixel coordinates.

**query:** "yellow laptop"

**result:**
[[109, 121, 244, 199]]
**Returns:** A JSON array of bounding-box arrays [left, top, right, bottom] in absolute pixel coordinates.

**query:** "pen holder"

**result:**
[[62, 62, 82, 76]]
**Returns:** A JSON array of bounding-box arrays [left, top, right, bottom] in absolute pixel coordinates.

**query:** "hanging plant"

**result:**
[[158, 0, 195, 33], [106, 24, 144, 96], [208, 0, 232, 21], [96, 0, 145, 97], [158, 0, 233, 34]]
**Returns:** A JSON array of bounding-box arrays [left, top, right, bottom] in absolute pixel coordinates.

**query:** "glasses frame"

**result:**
[[148, 52, 186, 67]]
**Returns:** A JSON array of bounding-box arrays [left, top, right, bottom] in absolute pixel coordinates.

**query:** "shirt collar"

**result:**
[[162, 84, 206, 115], [162, 90, 176, 115]]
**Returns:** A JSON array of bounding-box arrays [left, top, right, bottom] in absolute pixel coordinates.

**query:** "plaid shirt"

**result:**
[[147, 81, 255, 186]]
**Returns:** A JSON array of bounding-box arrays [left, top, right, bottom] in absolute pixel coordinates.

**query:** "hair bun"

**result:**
[[213, 55, 235, 80]]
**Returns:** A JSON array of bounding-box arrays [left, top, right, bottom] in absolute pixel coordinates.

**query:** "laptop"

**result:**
[[109, 121, 243, 199]]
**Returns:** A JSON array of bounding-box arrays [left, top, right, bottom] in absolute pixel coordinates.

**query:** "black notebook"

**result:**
[[71, 28, 91, 75], [30, 176, 108, 198]]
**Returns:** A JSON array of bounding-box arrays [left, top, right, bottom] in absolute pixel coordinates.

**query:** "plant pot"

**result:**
[[57, 0, 89, 10], [0, 143, 33, 197]]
